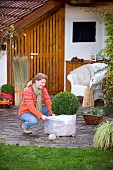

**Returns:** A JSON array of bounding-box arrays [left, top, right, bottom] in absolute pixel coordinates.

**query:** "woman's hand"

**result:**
[[52, 113, 56, 116], [42, 115, 49, 120]]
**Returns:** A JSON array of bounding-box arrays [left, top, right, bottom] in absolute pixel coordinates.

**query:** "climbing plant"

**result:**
[[99, 8, 113, 108], [88, 4, 113, 108]]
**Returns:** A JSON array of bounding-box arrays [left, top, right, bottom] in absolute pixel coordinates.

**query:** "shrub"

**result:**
[[99, 11, 113, 108], [52, 91, 80, 115], [83, 107, 103, 116], [1, 84, 14, 94], [93, 121, 113, 150], [98, 106, 113, 116]]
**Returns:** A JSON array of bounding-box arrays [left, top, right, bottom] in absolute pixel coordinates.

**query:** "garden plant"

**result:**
[[1, 84, 14, 94], [93, 121, 113, 150], [52, 91, 80, 115], [98, 7, 113, 108]]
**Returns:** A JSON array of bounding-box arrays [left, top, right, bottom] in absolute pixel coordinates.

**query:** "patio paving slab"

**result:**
[[0, 105, 112, 148]]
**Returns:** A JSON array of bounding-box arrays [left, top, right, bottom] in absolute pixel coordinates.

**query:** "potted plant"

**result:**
[[1, 84, 14, 94], [0, 84, 14, 104], [93, 121, 113, 150], [52, 91, 80, 115], [44, 91, 80, 137], [82, 107, 104, 125], [0, 96, 12, 109]]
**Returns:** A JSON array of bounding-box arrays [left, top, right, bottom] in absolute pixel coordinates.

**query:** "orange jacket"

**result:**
[[18, 85, 52, 119]]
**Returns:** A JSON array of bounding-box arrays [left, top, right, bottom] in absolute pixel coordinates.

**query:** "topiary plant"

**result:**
[[1, 84, 14, 94], [52, 91, 80, 115], [93, 121, 113, 150]]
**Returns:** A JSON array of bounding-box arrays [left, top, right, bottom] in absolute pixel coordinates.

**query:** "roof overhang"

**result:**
[[55, 0, 113, 6], [15, 0, 64, 33]]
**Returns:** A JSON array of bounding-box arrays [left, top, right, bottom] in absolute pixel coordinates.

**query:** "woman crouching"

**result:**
[[18, 73, 55, 134]]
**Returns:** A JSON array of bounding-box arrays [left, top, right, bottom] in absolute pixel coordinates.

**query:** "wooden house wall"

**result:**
[[8, 8, 65, 94]]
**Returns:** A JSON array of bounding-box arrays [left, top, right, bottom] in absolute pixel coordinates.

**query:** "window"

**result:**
[[72, 22, 96, 42]]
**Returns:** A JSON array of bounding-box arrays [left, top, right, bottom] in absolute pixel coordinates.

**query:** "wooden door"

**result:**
[[10, 8, 65, 94]]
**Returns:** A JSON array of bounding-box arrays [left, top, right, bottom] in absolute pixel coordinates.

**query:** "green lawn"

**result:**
[[0, 143, 113, 170]]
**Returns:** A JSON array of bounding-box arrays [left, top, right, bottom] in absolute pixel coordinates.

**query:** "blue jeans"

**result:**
[[19, 104, 50, 130]]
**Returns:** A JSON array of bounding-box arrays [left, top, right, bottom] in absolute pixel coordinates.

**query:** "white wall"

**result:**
[[65, 5, 105, 60], [0, 50, 7, 90], [64, 5, 106, 90]]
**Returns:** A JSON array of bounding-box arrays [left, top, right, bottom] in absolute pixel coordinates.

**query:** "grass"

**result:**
[[0, 143, 113, 170]]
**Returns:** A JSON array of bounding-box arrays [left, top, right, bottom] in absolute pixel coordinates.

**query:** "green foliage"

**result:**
[[87, 7, 113, 107], [0, 143, 113, 170], [84, 106, 112, 116], [52, 91, 80, 115], [99, 11, 113, 108], [0, 96, 11, 101], [99, 106, 113, 116], [93, 121, 113, 150], [0, 96, 3, 101], [83, 107, 103, 116], [5, 97, 12, 101], [1, 84, 14, 94]]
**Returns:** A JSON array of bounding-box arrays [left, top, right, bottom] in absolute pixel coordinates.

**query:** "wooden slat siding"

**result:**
[[16, 38, 18, 55], [18, 37, 20, 56], [43, 21, 47, 74], [46, 19, 50, 90], [24, 33, 27, 56], [36, 9, 64, 94], [52, 14, 56, 92], [49, 16, 53, 92], [30, 29, 34, 78], [56, 11, 60, 92], [21, 33, 24, 55], [12, 41, 14, 56], [11, 40, 15, 55], [33, 27, 37, 76], [59, 8, 65, 91], [55, 12, 59, 92], [27, 30, 31, 78], [10, 8, 65, 94], [41, 23, 45, 73], [58, 11, 61, 92], [36, 26, 40, 73], [39, 24, 43, 73]]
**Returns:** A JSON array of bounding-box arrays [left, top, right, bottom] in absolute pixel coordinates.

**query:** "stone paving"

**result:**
[[0, 105, 112, 148]]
